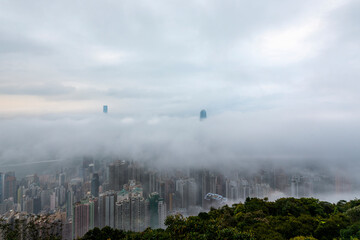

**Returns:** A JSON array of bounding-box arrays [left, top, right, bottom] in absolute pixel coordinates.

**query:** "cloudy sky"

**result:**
[[0, 0, 360, 169], [0, 0, 358, 117]]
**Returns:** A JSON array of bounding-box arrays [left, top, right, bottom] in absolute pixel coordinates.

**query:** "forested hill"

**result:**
[[81, 197, 360, 240]]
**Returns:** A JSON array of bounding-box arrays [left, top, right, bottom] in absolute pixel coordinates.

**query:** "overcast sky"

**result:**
[[0, 0, 360, 170], [0, 0, 358, 117]]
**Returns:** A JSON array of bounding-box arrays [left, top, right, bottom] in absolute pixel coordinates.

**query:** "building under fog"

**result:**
[[103, 105, 108, 113], [108, 161, 129, 191], [200, 109, 207, 120], [115, 180, 148, 232], [99, 191, 117, 228], [91, 173, 100, 198]]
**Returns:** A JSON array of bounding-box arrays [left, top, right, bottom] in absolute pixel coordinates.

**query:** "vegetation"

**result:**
[[0, 215, 62, 240], [81, 197, 360, 240]]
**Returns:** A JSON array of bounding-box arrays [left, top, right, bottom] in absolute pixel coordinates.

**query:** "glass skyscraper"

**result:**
[[103, 105, 108, 113], [200, 109, 207, 121]]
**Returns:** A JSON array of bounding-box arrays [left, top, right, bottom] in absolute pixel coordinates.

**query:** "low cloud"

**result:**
[[1, 110, 359, 175]]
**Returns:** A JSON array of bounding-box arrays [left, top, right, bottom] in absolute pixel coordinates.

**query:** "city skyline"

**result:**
[[0, 157, 356, 239], [0, 1, 359, 239]]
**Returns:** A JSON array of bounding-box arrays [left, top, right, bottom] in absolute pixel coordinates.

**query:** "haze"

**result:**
[[0, 0, 360, 174]]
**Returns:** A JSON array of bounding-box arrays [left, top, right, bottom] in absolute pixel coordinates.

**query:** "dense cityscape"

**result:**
[[1, 0, 360, 239], [0, 153, 354, 239]]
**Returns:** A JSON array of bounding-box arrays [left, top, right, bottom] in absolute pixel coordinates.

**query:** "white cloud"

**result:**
[[92, 49, 131, 65], [0, 0, 359, 155], [252, 18, 323, 65]]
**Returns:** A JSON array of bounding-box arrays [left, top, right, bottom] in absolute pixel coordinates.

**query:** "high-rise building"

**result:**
[[73, 201, 89, 239], [41, 189, 51, 210], [175, 178, 197, 210], [51, 191, 57, 211], [108, 161, 129, 191], [335, 172, 352, 194], [59, 173, 66, 187], [115, 180, 148, 232], [239, 178, 250, 200], [91, 173, 100, 198], [4, 172, 16, 202], [200, 109, 207, 121], [158, 200, 167, 229], [190, 169, 203, 206], [0, 172, 3, 203], [148, 192, 161, 229], [33, 196, 41, 214], [226, 180, 239, 200], [116, 194, 148, 232], [130, 196, 147, 231], [187, 179, 197, 208], [90, 198, 99, 229], [175, 179, 186, 208], [99, 191, 117, 228], [23, 196, 33, 213], [17, 186, 23, 209], [291, 176, 301, 198], [148, 171, 158, 194], [72, 198, 98, 239], [0, 198, 14, 214], [66, 178, 83, 219], [58, 185, 66, 206], [127, 161, 144, 184], [201, 170, 210, 208], [103, 105, 108, 114], [116, 197, 131, 231]]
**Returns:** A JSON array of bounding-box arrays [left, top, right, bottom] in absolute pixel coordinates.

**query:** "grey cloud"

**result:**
[[0, 83, 76, 96], [1, 112, 359, 167], [0, 0, 359, 181]]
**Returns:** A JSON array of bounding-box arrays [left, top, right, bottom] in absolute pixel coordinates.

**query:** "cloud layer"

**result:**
[[0, 0, 359, 117], [0, 1, 359, 174], [1, 112, 359, 173]]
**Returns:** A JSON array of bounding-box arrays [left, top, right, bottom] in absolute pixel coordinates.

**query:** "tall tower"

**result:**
[[99, 191, 117, 228], [91, 173, 100, 198], [103, 105, 108, 114], [72, 198, 98, 239], [148, 192, 160, 229], [200, 109, 207, 121], [158, 200, 167, 229], [0, 172, 3, 203], [59, 173, 66, 187], [108, 160, 129, 191], [3, 172, 16, 201]]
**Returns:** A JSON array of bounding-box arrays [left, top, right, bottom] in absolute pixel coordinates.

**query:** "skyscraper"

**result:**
[[0, 172, 3, 203], [91, 173, 100, 198], [103, 105, 108, 113], [99, 191, 117, 228], [148, 193, 159, 228], [4, 172, 16, 202], [115, 193, 148, 232], [108, 161, 129, 191], [158, 200, 167, 229], [200, 109, 207, 121], [72, 198, 98, 239], [116, 197, 131, 231], [114, 180, 149, 232], [201, 170, 210, 208], [59, 173, 66, 187]]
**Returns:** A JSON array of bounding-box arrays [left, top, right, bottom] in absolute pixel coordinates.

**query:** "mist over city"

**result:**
[[0, 0, 360, 239]]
